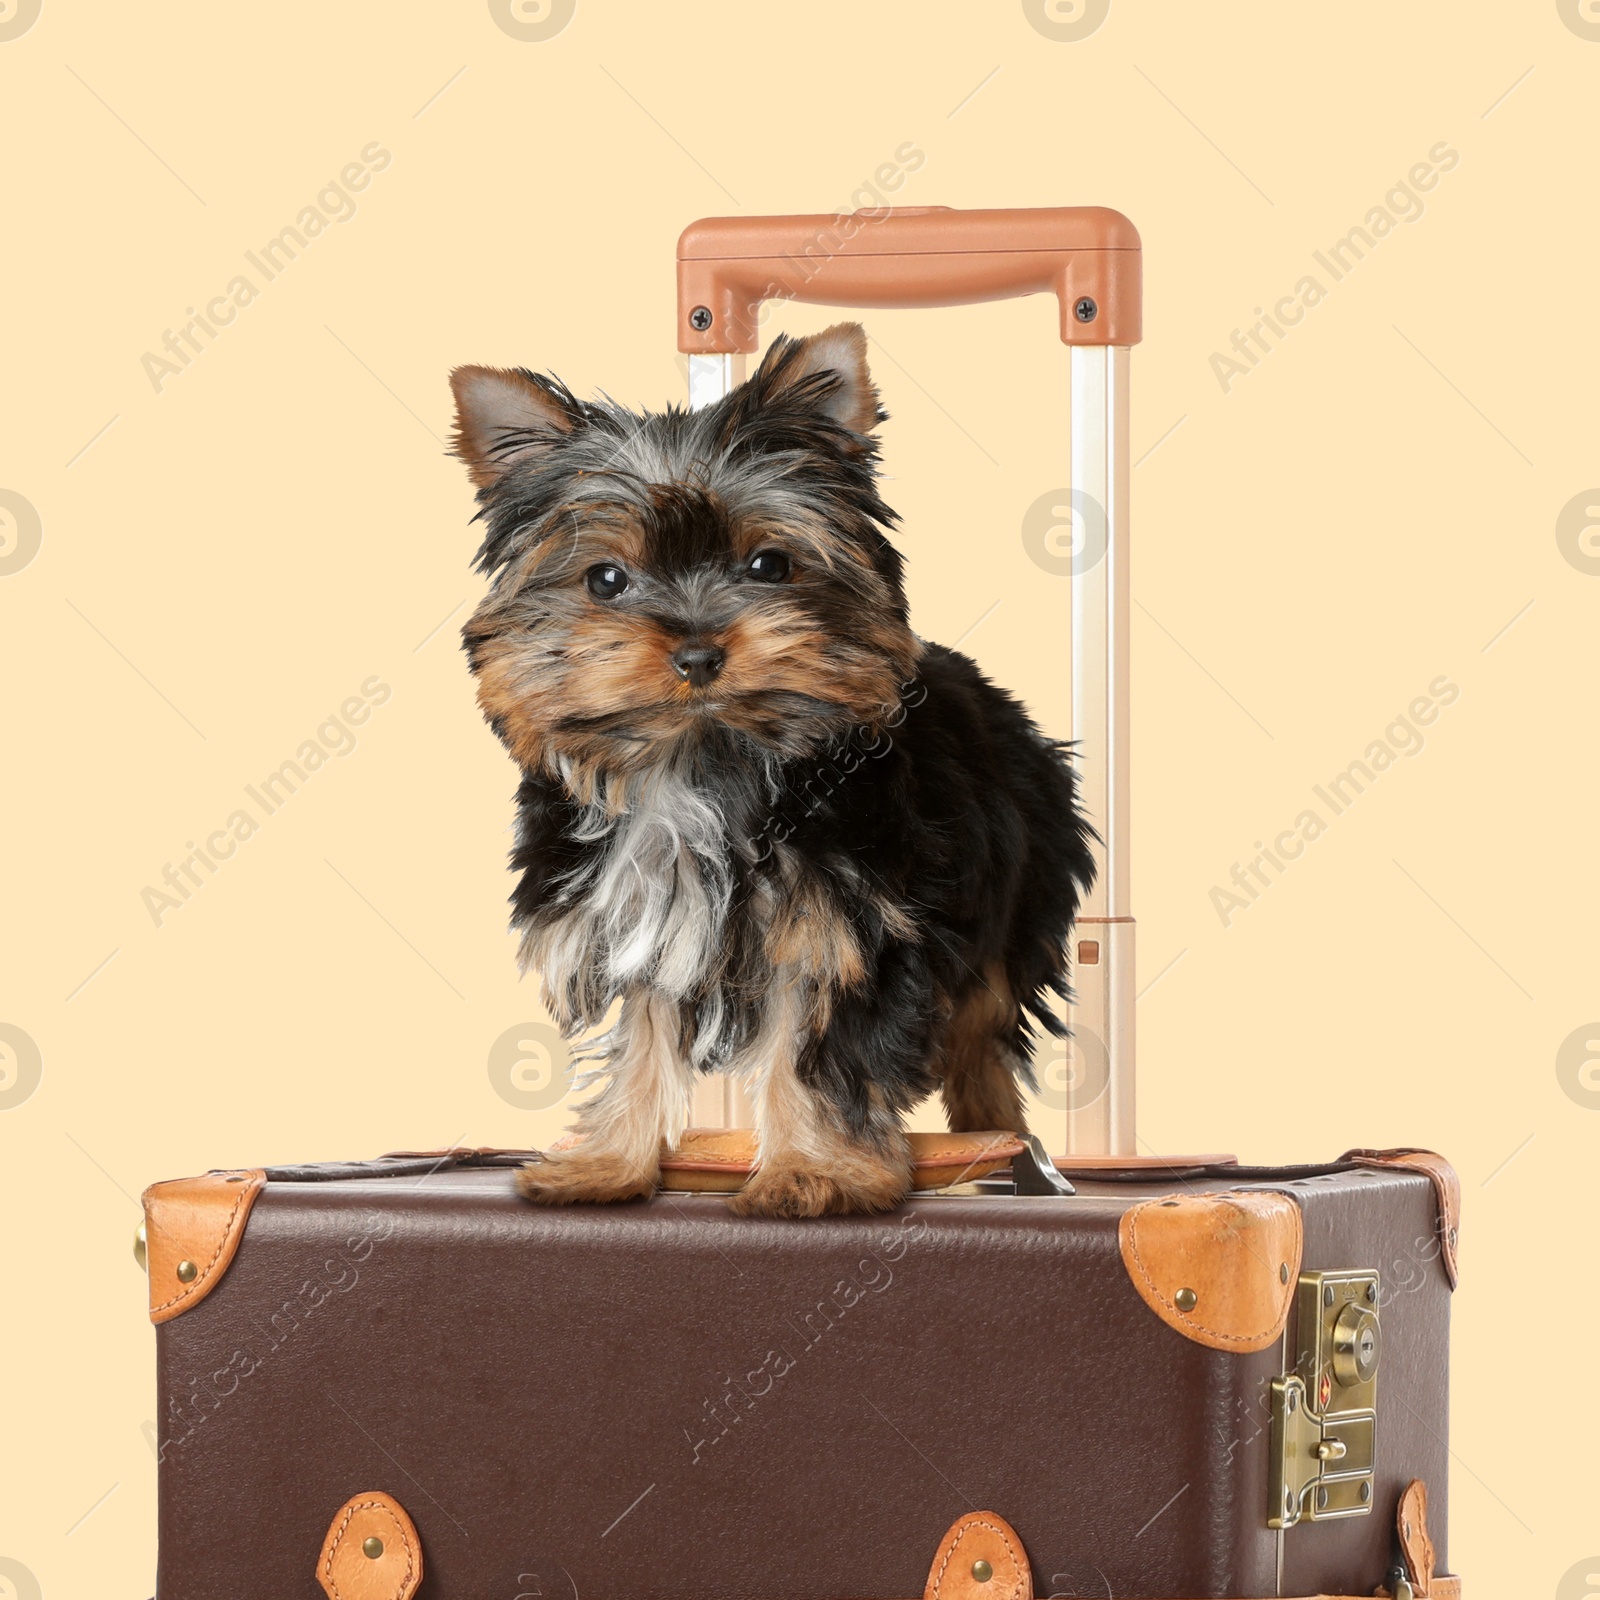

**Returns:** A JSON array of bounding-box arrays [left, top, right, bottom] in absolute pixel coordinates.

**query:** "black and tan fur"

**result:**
[[450, 325, 1095, 1217]]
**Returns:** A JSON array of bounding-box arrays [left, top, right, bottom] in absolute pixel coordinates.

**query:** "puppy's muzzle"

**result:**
[[671, 641, 725, 689]]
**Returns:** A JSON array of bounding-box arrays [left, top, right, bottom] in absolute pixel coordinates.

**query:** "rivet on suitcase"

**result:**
[[140, 207, 1462, 1600]]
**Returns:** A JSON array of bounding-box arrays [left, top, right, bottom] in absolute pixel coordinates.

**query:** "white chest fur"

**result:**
[[533, 770, 733, 1041]]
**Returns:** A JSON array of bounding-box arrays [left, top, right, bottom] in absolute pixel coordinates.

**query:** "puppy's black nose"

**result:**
[[671, 641, 725, 688]]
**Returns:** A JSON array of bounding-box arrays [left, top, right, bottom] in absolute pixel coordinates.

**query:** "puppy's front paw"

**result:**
[[729, 1161, 910, 1219], [516, 1150, 657, 1206]]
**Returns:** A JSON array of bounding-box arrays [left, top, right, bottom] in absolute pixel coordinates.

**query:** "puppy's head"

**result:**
[[451, 324, 919, 788]]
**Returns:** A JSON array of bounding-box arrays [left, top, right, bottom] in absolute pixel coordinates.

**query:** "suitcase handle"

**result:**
[[679, 204, 1142, 1158], [676, 205, 1141, 353]]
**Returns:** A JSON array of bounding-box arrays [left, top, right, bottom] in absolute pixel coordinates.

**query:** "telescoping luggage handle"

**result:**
[[679, 206, 1141, 1158]]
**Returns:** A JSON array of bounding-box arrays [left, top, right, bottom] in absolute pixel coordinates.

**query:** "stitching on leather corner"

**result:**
[[1124, 1193, 1299, 1346], [148, 1173, 257, 1315], [930, 1515, 1025, 1600], [324, 1499, 416, 1600]]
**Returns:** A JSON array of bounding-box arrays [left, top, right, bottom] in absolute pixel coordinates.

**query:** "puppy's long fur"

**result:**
[[450, 325, 1095, 1217]]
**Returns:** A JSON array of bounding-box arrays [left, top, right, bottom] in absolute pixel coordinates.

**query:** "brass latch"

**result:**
[[1269, 1269, 1381, 1528]]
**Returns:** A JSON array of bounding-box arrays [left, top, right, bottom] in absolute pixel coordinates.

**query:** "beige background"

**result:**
[[2, 2, 1597, 1596]]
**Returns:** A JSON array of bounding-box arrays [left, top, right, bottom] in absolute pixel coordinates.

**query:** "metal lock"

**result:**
[[1331, 1301, 1382, 1388], [1268, 1269, 1380, 1529]]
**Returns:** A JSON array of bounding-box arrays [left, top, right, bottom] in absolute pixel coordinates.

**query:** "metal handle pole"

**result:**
[[1067, 345, 1136, 1155], [688, 345, 1137, 1151]]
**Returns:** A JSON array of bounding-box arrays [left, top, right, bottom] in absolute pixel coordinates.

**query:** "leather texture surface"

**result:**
[[1339, 1150, 1460, 1288], [1117, 1189, 1303, 1352], [141, 1168, 265, 1323], [316, 1491, 423, 1600], [922, 1511, 1031, 1600], [152, 1161, 1450, 1600]]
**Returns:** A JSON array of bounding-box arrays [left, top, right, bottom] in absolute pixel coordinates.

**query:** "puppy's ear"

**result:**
[[755, 322, 882, 436], [449, 366, 582, 491]]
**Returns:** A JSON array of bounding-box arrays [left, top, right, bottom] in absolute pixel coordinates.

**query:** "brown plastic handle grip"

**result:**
[[677, 205, 1141, 354]]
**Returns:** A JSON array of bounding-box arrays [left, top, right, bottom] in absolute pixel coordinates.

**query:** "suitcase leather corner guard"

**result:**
[[140, 1167, 265, 1324], [145, 1149, 1458, 1598], [1118, 1188, 1303, 1353]]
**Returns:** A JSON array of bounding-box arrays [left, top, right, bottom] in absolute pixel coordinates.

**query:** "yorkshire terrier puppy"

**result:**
[[450, 324, 1094, 1217]]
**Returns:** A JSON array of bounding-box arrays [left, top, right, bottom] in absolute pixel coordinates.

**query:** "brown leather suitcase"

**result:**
[[141, 1144, 1460, 1599], [140, 211, 1461, 1598]]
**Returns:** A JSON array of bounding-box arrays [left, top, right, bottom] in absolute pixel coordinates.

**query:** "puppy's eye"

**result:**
[[746, 549, 791, 584], [585, 563, 630, 600]]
